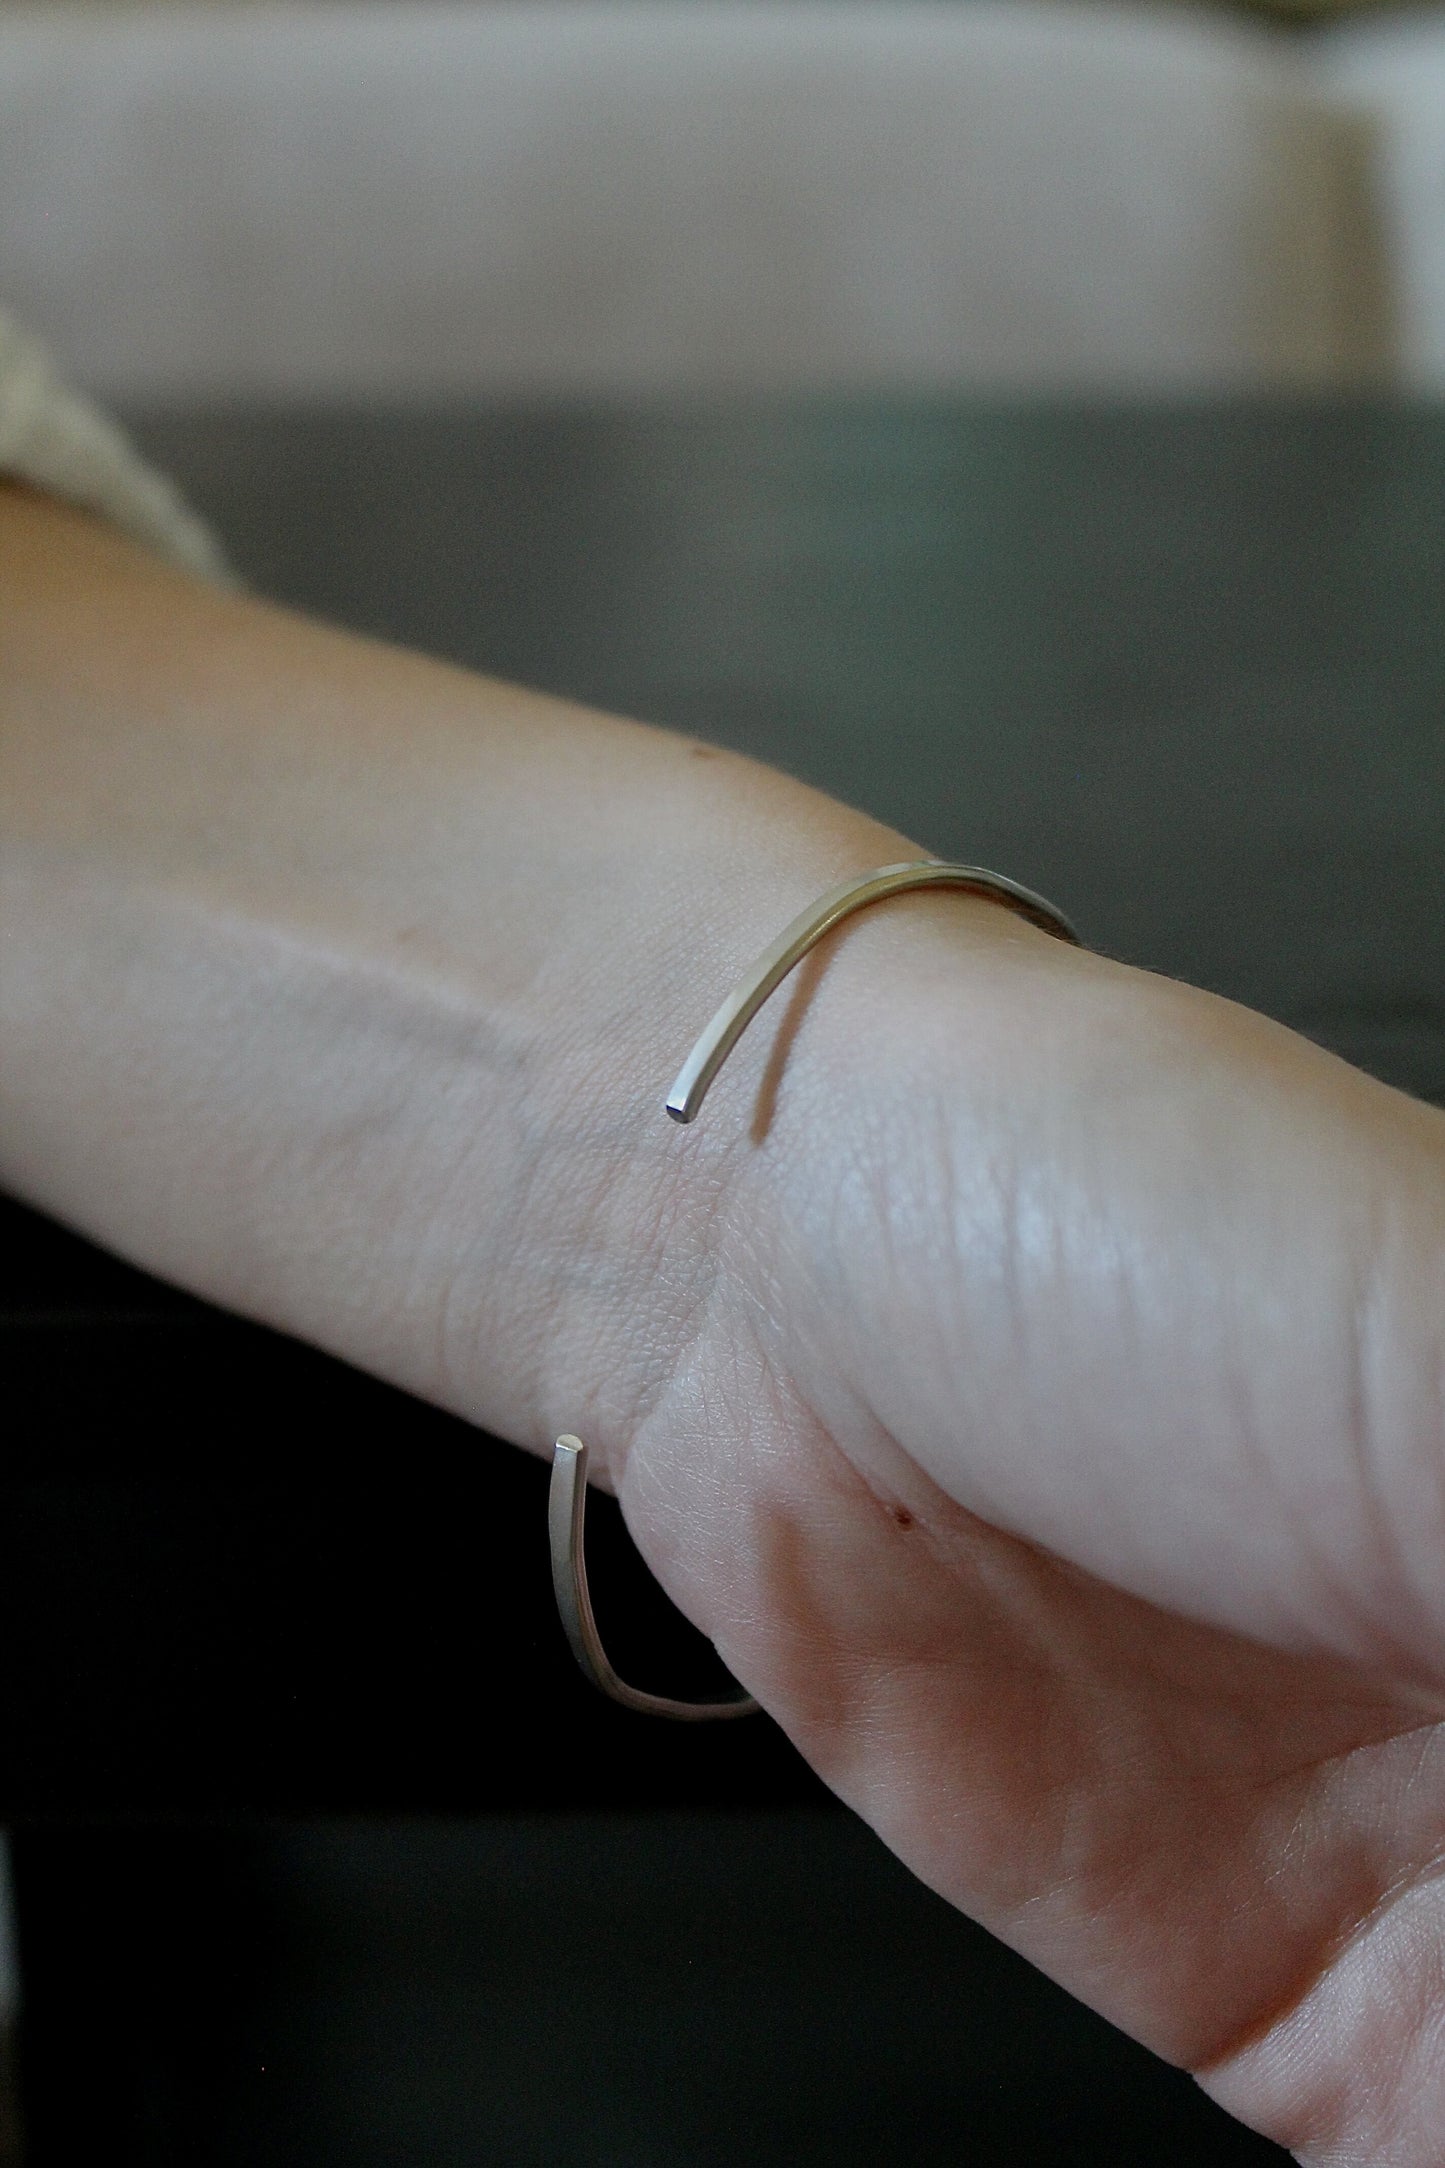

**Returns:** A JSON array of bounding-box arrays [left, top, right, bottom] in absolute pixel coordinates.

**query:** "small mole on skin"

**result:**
[[689, 744, 720, 760], [891, 1505, 915, 1531]]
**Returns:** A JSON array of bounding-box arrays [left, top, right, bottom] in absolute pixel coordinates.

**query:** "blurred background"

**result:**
[[0, 0, 1434, 398], [5, 1, 1445, 2162]]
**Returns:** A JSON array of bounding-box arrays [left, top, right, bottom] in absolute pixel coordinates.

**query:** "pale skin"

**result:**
[[3, 485, 1445, 2161]]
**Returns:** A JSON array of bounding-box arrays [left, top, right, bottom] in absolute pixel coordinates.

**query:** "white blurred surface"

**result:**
[[0, 1, 1384, 397], [1320, 9, 1445, 387]]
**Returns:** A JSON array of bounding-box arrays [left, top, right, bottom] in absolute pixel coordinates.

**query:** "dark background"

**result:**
[[11, 396, 1444, 2162]]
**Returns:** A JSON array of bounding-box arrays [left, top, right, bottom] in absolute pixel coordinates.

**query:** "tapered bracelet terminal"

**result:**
[[552, 859, 1080, 1719]]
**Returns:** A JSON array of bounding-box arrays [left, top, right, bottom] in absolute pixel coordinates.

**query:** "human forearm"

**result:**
[[0, 485, 914, 1453], [14, 488, 1445, 2156]]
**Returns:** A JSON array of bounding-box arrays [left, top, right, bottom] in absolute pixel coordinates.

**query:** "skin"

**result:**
[[3, 485, 1445, 2160]]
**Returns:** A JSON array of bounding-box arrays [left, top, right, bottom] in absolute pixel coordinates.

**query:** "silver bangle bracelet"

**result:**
[[551, 859, 1082, 1720], [665, 859, 1080, 1125]]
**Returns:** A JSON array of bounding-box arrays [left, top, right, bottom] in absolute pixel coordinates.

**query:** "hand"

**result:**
[[7, 488, 1444, 2162], [573, 897, 1445, 2164]]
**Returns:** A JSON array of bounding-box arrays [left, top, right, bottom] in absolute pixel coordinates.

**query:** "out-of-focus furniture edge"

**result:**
[[0, 0, 1399, 398], [1318, 12, 1445, 386]]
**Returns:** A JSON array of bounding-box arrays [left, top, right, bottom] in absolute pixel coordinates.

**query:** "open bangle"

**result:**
[[665, 858, 1080, 1124], [552, 859, 1081, 1719]]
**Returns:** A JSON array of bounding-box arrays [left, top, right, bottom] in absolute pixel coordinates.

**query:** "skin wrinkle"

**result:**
[[1200, 1733, 1445, 2089], [753, 1396, 1438, 2055], [194, 894, 547, 1403], [558, 1130, 755, 1490], [431, 1094, 555, 1427], [1262, 1206, 1396, 1677], [1204, 1829, 1445, 2133], [1084, 1696, 1424, 2074], [616, 1133, 747, 1414], [947, 1041, 1191, 1529], [152, 861, 539, 1083], [623, 927, 1445, 2115], [1227, 1184, 1445, 1693], [447, 860, 778, 1450], [939, 1134, 1137, 1571], [1361, 1193, 1445, 1681], [1264, 1231, 1438, 1684], [925, 1045, 1440, 1686], [610, 876, 916, 1413], [13, 489, 1445, 2159], [1216, 1267, 1322, 1658], [620, 1327, 772, 1628], [5, 868, 499, 1334], [1333, 1211, 1427, 1681]]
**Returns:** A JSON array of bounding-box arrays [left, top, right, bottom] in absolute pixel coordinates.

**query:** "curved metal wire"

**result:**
[[665, 859, 1080, 1125], [550, 1437, 760, 1719], [553, 859, 1079, 1719]]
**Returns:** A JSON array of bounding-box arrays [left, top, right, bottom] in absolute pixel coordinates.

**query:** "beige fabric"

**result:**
[[0, 1, 1383, 397], [0, 308, 229, 577]]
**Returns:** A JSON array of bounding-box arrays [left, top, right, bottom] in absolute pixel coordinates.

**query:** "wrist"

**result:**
[[511, 859, 1072, 1487], [1, 501, 921, 1455], [429, 772, 931, 1465]]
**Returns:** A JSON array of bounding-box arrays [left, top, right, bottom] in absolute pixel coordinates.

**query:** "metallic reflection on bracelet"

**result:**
[[552, 859, 1081, 1719]]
